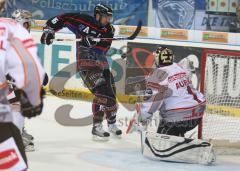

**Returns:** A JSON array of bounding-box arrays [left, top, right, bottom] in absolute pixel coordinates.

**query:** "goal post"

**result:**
[[199, 49, 240, 149]]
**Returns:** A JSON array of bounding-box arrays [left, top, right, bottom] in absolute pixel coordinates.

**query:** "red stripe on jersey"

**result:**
[[63, 21, 77, 29], [63, 16, 106, 33], [22, 39, 34, 44], [147, 82, 161, 88], [93, 45, 109, 51], [167, 101, 206, 112], [147, 84, 159, 90], [0, 41, 6, 51], [187, 86, 202, 103], [25, 44, 36, 49], [147, 82, 162, 91], [22, 39, 36, 49], [0, 27, 6, 36]]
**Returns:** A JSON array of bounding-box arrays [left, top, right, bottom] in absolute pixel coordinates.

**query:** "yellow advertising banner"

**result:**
[[119, 26, 148, 37], [202, 31, 228, 43], [160, 29, 188, 40], [32, 20, 46, 31]]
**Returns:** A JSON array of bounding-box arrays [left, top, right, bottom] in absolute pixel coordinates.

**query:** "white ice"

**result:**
[[25, 96, 240, 171]]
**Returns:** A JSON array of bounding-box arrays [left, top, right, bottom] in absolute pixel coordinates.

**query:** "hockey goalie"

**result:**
[[127, 47, 216, 165]]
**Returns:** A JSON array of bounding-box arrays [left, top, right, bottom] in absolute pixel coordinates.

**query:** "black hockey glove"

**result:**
[[82, 36, 97, 47], [41, 26, 55, 45], [15, 88, 45, 118]]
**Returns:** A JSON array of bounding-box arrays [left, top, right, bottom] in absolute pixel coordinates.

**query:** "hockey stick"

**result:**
[[54, 20, 142, 42]]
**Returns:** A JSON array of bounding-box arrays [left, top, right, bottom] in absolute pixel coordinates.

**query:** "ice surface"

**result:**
[[25, 96, 240, 171]]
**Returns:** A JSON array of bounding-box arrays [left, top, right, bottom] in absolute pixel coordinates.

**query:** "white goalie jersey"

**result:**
[[139, 62, 206, 122], [0, 18, 45, 123]]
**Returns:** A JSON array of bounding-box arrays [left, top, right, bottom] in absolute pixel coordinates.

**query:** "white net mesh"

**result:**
[[201, 50, 240, 143]]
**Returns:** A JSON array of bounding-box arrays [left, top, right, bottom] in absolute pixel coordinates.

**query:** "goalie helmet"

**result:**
[[12, 9, 33, 32], [0, 0, 6, 16], [153, 47, 174, 67]]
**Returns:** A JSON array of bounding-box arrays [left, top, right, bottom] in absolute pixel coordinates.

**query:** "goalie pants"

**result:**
[[77, 46, 117, 125], [157, 118, 201, 137]]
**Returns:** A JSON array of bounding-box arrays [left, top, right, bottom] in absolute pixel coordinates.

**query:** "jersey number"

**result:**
[[51, 17, 59, 24]]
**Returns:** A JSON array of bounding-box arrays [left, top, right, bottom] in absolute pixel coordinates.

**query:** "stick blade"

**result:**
[[128, 20, 142, 40]]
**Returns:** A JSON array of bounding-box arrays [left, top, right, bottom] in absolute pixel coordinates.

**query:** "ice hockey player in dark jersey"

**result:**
[[41, 4, 122, 140]]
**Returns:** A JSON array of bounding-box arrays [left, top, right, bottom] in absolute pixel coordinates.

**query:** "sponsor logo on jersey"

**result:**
[[0, 149, 19, 170], [168, 72, 187, 83]]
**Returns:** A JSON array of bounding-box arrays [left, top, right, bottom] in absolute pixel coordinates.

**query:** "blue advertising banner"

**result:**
[[6, 0, 148, 26], [195, 1, 205, 10], [152, 0, 195, 29], [152, 0, 236, 31]]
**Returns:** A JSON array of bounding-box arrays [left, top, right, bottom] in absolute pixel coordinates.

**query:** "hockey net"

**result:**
[[199, 49, 240, 152]]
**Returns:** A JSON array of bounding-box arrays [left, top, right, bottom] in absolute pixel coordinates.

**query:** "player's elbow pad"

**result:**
[[46, 17, 64, 30]]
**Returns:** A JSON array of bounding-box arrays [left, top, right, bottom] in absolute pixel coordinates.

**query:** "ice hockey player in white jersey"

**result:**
[[127, 47, 215, 165], [8, 9, 36, 152], [0, 0, 45, 170]]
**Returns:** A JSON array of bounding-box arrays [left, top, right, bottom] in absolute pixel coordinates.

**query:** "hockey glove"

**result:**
[[41, 27, 55, 45], [16, 88, 45, 118]]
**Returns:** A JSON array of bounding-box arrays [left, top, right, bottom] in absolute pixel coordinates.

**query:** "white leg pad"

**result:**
[[143, 132, 216, 165]]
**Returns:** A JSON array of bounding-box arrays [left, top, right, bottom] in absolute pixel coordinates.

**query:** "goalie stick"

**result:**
[[126, 103, 147, 154], [54, 20, 142, 42]]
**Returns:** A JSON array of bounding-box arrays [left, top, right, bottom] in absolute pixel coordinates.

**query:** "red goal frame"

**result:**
[[198, 49, 240, 139]]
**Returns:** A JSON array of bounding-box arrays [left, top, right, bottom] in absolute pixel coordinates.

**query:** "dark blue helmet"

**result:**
[[94, 4, 113, 17]]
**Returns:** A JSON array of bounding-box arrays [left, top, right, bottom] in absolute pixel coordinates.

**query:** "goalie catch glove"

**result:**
[[40, 26, 55, 45], [15, 88, 45, 118]]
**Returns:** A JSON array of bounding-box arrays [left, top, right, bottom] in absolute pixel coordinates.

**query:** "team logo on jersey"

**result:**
[[155, 0, 194, 29]]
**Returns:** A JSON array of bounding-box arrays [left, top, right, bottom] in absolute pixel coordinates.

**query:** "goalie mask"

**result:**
[[12, 9, 34, 32], [153, 47, 174, 67]]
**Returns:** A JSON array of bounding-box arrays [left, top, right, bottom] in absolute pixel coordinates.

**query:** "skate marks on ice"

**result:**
[[79, 148, 240, 171]]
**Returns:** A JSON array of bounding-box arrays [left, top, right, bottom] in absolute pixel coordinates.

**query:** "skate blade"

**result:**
[[110, 132, 122, 139], [22, 135, 34, 141], [25, 145, 35, 152], [92, 135, 109, 142]]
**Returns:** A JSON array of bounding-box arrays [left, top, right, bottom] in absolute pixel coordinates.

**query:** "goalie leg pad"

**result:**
[[143, 132, 216, 165]]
